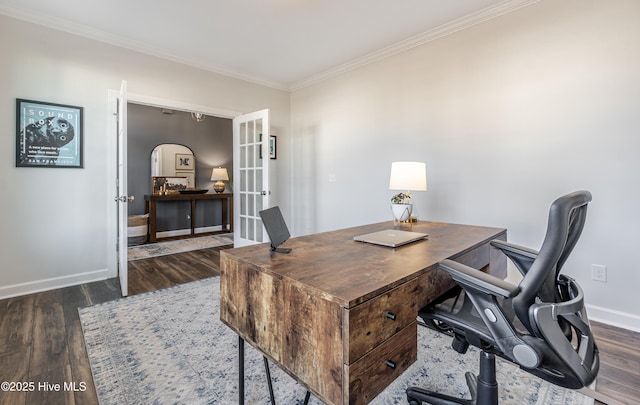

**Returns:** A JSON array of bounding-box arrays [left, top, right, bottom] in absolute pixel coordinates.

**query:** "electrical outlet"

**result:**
[[591, 264, 607, 282]]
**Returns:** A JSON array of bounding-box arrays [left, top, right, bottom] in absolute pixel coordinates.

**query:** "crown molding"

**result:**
[[0, 5, 290, 92], [2, 0, 540, 93], [290, 0, 541, 91]]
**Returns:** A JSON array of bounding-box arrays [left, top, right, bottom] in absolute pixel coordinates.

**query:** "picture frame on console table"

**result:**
[[152, 176, 188, 195], [15, 98, 84, 168], [175, 170, 195, 188]]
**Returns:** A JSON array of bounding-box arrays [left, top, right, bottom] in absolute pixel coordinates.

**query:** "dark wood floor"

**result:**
[[0, 246, 225, 405], [588, 322, 640, 404], [127, 244, 226, 296], [0, 246, 637, 405]]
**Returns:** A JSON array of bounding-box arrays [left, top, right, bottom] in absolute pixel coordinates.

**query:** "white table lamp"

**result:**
[[389, 162, 427, 222], [211, 167, 229, 193]]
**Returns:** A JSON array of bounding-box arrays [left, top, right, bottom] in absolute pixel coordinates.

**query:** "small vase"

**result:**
[[391, 203, 413, 222]]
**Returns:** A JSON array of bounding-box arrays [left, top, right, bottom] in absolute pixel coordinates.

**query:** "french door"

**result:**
[[233, 109, 270, 247], [115, 80, 131, 296]]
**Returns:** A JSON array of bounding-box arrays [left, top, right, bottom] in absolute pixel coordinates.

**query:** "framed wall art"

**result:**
[[269, 135, 277, 159], [16, 98, 83, 168], [259, 134, 277, 160], [175, 153, 194, 170]]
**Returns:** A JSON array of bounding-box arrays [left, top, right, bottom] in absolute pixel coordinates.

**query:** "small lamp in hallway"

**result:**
[[211, 167, 229, 193]]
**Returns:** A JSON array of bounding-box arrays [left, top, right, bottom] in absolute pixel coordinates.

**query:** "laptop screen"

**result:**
[[259, 206, 291, 251]]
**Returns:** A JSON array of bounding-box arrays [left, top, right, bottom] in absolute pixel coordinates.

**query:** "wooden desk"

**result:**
[[220, 221, 506, 405], [144, 193, 233, 243]]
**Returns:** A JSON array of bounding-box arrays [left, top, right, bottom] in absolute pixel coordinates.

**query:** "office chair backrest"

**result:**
[[513, 190, 592, 333]]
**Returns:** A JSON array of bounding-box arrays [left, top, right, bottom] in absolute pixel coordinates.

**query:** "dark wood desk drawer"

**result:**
[[344, 270, 454, 363], [344, 322, 417, 405]]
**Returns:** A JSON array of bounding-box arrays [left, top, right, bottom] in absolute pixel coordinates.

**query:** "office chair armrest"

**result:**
[[439, 259, 538, 368], [439, 259, 520, 298], [490, 240, 539, 258], [490, 240, 539, 276]]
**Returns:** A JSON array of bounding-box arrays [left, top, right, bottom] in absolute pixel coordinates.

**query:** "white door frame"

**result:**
[[105, 91, 241, 280], [116, 80, 129, 296]]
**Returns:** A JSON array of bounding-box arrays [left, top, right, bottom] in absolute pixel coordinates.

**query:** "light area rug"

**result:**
[[79, 277, 594, 405], [127, 234, 234, 261]]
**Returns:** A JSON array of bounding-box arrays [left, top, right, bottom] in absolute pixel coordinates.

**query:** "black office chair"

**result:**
[[406, 191, 599, 405]]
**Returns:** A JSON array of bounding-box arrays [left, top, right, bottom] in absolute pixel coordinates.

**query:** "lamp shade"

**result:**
[[211, 167, 229, 181], [389, 162, 427, 191]]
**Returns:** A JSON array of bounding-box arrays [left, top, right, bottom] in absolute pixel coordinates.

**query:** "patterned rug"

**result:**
[[127, 234, 234, 261], [79, 277, 594, 405]]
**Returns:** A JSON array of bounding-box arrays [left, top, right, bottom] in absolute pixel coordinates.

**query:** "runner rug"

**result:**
[[127, 234, 234, 261], [79, 277, 593, 405]]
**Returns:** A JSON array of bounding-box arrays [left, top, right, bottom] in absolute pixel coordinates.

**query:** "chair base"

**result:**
[[406, 351, 498, 405]]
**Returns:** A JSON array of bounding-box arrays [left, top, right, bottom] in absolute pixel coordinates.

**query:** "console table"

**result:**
[[144, 193, 233, 243], [220, 221, 506, 404]]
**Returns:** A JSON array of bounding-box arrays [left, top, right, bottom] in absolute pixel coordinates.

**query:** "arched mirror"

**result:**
[[151, 144, 196, 193]]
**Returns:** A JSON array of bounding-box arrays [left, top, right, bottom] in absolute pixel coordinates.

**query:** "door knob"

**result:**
[[114, 195, 134, 203]]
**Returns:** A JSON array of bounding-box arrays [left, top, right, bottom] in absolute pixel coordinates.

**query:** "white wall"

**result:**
[[290, 0, 640, 331], [0, 14, 290, 297]]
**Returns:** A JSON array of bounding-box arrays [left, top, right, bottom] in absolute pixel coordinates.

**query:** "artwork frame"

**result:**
[[259, 134, 277, 160], [175, 153, 194, 170], [16, 98, 84, 168], [269, 135, 277, 159], [175, 170, 195, 188], [152, 176, 188, 195]]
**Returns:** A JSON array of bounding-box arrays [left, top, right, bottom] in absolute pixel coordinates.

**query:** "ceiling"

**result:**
[[0, 0, 535, 90]]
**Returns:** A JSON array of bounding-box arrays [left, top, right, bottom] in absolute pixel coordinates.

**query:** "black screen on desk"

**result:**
[[259, 206, 291, 250]]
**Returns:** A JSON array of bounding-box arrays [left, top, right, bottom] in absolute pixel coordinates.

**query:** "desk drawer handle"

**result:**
[[386, 360, 396, 369], [385, 312, 397, 321]]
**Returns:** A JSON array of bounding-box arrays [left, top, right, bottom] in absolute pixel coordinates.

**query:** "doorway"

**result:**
[[107, 90, 241, 295], [126, 103, 233, 237]]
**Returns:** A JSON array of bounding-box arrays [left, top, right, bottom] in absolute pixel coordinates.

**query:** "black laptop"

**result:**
[[259, 206, 292, 253]]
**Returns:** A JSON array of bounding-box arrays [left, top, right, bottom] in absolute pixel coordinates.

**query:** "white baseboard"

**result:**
[[0, 268, 111, 300], [586, 304, 640, 333], [155, 225, 229, 240]]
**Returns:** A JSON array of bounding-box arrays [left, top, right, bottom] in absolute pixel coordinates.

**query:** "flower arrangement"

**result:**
[[391, 192, 412, 204]]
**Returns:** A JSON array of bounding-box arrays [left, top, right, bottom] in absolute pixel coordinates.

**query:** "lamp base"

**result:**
[[213, 181, 225, 193], [391, 203, 412, 222]]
